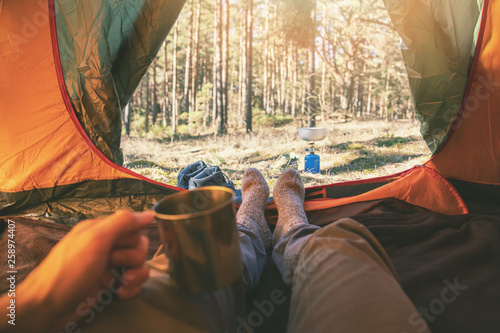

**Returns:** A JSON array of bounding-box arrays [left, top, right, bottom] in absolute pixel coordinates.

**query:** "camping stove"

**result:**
[[298, 128, 326, 174]]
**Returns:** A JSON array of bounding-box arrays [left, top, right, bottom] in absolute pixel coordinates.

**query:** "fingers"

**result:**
[[95, 268, 148, 302], [116, 266, 150, 300], [102, 210, 154, 243], [69, 217, 102, 233], [108, 234, 150, 300], [117, 285, 142, 300], [114, 233, 142, 248], [110, 236, 149, 267]]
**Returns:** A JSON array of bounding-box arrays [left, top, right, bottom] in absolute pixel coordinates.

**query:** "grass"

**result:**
[[122, 119, 431, 190], [376, 135, 409, 147]]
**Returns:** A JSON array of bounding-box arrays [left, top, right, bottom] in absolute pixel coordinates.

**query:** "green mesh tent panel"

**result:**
[[384, 0, 483, 153], [55, 0, 186, 165]]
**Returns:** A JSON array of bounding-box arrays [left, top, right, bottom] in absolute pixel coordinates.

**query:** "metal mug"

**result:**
[[152, 186, 242, 294]]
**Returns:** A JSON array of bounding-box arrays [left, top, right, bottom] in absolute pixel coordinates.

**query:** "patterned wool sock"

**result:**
[[272, 168, 308, 246], [236, 168, 272, 250]]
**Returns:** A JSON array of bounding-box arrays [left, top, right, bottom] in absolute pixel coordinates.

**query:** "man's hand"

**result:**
[[0, 210, 154, 332]]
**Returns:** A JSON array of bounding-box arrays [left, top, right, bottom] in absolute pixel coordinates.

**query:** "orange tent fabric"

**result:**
[[0, 0, 135, 192], [0, 0, 179, 219]]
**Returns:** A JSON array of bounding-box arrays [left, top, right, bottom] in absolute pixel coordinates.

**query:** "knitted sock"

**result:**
[[272, 169, 308, 246], [236, 168, 272, 250]]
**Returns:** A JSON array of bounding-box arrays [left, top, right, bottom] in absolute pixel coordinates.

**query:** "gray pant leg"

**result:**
[[238, 226, 267, 292], [273, 218, 431, 333], [272, 223, 320, 287]]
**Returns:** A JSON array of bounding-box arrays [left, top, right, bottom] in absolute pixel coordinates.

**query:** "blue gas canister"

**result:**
[[305, 149, 320, 173]]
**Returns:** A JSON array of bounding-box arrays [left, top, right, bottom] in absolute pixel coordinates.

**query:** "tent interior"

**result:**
[[1, 0, 499, 332]]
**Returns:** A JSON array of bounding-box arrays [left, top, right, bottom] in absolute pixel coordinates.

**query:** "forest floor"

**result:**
[[122, 119, 431, 191]]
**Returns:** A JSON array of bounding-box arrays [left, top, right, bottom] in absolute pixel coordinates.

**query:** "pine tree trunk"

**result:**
[[163, 40, 169, 127], [357, 73, 364, 117], [291, 46, 298, 118], [301, 77, 307, 117], [366, 75, 372, 115], [351, 77, 357, 115], [213, 1, 218, 127], [145, 71, 150, 133], [245, 0, 253, 133], [123, 103, 132, 136], [346, 74, 355, 115], [320, 2, 327, 121], [152, 57, 158, 125], [330, 76, 335, 114], [222, 0, 229, 133], [377, 90, 382, 118], [285, 44, 292, 114], [215, 0, 224, 135], [270, 16, 276, 116], [276, 43, 283, 114], [280, 46, 287, 114], [263, 1, 270, 114], [407, 98, 413, 119], [321, 59, 326, 122], [171, 22, 178, 134], [306, 0, 317, 127], [191, 0, 201, 121], [238, 12, 244, 128], [140, 77, 146, 111], [307, 49, 316, 126], [201, 56, 209, 127], [384, 69, 391, 121], [276, 59, 282, 114], [184, 0, 193, 124]]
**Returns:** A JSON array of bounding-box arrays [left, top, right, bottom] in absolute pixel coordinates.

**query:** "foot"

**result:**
[[237, 168, 272, 250], [272, 169, 308, 246]]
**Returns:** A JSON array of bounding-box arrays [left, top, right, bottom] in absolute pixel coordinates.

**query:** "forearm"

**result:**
[[0, 276, 57, 333]]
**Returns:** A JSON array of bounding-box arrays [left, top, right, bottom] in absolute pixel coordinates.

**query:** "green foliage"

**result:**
[[131, 111, 146, 137], [177, 124, 190, 135], [189, 111, 205, 128], [149, 123, 171, 138], [254, 113, 294, 127], [278, 0, 316, 48], [129, 109, 172, 138], [205, 155, 225, 166], [178, 112, 189, 122], [279, 153, 299, 171], [376, 135, 408, 147], [347, 143, 365, 150], [332, 142, 367, 151], [125, 160, 158, 169], [199, 82, 213, 100]]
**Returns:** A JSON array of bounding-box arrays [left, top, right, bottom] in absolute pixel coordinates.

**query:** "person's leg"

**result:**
[[272, 169, 430, 333], [271, 169, 321, 285], [236, 168, 272, 292]]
